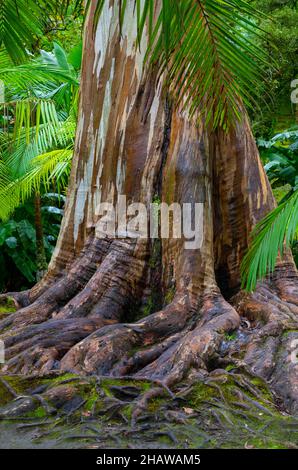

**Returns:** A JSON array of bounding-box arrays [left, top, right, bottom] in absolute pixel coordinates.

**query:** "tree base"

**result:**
[[0, 246, 298, 418]]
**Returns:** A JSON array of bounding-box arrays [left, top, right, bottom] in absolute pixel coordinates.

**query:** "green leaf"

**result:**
[[5, 236, 17, 249], [0, 1, 63, 64], [241, 190, 298, 291]]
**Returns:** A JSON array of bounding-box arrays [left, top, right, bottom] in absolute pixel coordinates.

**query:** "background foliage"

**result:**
[[0, 0, 83, 291]]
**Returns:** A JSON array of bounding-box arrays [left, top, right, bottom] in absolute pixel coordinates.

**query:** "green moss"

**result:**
[[0, 297, 16, 309], [0, 297, 17, 318], [33, 406, 47, 419], [1, 371, 297, 449], [102, 378, 151, 392], [249, 377, 273, 403], [184, 370, 298, 448], [1, 375, 45, 397], [147, 397, 165, 413], [122, 404, 133, 420], [84, 388, 98, 411], [189, 372, 276, 414], [224, 332, 237, 341], [46, 372, 79, 385], [164, 286, 175, 306], [0, 307, 16, 314], [282, 329, 298, 338], [0, 383, 13, 406]]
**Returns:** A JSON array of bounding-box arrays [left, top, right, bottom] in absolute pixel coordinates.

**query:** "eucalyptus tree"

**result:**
[[1, 0, 298, 415]]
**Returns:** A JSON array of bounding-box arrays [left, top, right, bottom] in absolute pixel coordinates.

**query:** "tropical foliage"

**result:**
[[0, 195, 64, 290], [241, 0, 298, 290], [0, 42, 80, 220], [0, 1, 82, 289], [0, 0, 45, 63], [0, 1, 83, 63], [251, 0, 298, 137], [242, 128, 298, 291], [262, 128, 298, 190]]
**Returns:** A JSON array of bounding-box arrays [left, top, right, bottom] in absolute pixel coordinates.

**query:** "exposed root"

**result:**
[[0, 377, 18, 398], [1, 369, 297, 449], [0, 238, 148, 375], [59, 295, 193, 374], [1, 272, 298, 416], [134, 297, 239, 387], [0, 234, 298, 417], [0, 237, 111, 332]]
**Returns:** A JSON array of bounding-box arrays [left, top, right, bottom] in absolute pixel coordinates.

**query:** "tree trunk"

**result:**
[[34, 192, 47, 282], [0, 0, 298, 416]]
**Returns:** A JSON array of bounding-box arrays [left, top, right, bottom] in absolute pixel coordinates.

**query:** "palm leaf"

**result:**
[[0, 148, 72, 220], [0, 1, 57, 63], [241, 190, 298, 291], [0, 63, 79, 96], [145, 0, 269, 129], [0, 40, 78, 220], [88, 0, 270, 129]]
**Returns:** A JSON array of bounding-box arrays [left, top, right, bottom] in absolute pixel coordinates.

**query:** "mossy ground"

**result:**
[[0, 297, 17, 319], [0, 369, 297, 449]]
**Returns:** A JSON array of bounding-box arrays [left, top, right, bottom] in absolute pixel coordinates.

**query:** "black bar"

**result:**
[[0, 449, 297, 467]]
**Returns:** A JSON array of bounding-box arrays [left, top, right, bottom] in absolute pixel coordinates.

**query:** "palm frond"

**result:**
[[0, 40, 78, 220], [0, 148, 72, 220], [0, 0, 42, 63], [0, 112, 75, 220], [1, 117, 75, 174], [0, 158, 10, 191], [0, 63, 79, 96], [0, 1, 66, 63], [241, 190, 298, 291], [96, 0, 270, 129], [147, 0, 269, 128]]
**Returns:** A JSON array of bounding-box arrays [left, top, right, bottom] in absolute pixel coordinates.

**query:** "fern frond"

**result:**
[[241, 190, 298, 291], [0, 148, 72, 220]]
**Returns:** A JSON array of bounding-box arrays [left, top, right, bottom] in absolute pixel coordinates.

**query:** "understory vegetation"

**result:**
[[0, 2, 82, 290]]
